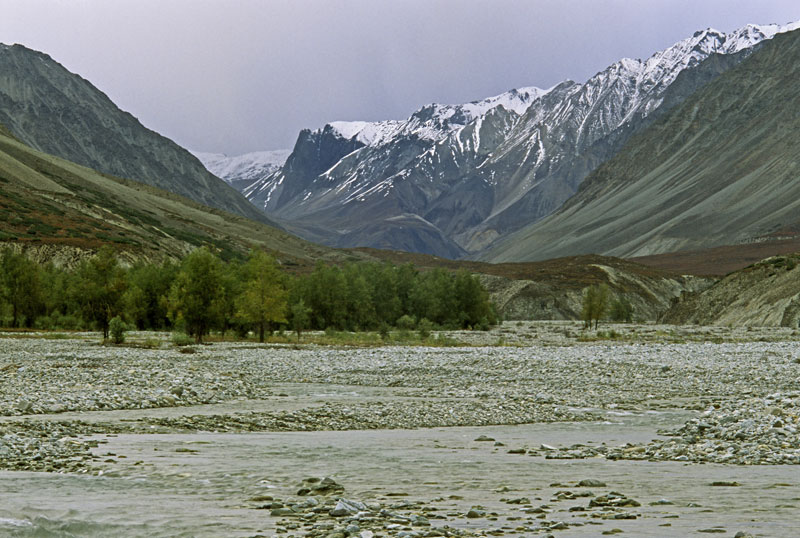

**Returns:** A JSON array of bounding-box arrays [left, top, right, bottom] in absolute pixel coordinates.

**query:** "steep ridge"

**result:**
[[664, 254, 800, 327], [484, 28, 800, 263], [238, 22, 796, 258], [0, 122, 340, 266], [0, 43, 272, 224]]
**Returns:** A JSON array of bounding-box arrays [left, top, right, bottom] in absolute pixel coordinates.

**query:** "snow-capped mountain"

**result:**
[[193, 149, 291, 192], [234, 21, 799, 258], [482, 24, 800, 263]]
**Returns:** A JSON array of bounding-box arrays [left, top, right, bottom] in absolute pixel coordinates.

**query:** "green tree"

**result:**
[[582, 284, 610, 330], [169, 247, 225, 343], [72, 247, 127, 339], [453, 270, 495, 328], [409, 269, 448, 326], [236, 251, 288, 342], [343, 264, 376, 330], [219, 260, 244, 336], [302, 262, 347, 330], [123, 261, 177, 330], [109, 315, 127, 344], [363, 263, 401, 326], [40, 262, 74, 314], [290, 299, 311, 342], [394, 263, 418, 315], [610, 296, 634, 323], [0, 249, 44, 328]]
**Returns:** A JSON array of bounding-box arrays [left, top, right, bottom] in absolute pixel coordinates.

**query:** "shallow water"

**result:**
[[2, 410, 799, 537]]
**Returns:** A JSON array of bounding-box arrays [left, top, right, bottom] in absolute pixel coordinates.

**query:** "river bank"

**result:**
[[1, 322, 799, 536]]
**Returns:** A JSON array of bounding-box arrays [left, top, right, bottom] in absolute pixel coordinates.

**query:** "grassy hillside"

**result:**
[[483, 28, 800, 263], [632, 238, 800, 276], [0, 124, 348, 267]]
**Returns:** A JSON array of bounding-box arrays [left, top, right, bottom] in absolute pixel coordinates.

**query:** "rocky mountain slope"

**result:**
[[484, 27, 800, 263], [0, 43, 272, 224], [664, 254, 800, 327], [235, 22, 796, 258], [192, 149, 290, 192], [0, 122, 340, 267], [481, 259, 711, 322]]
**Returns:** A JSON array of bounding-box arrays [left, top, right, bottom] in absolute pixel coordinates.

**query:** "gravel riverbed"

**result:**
[[1, 323, 799, 536]]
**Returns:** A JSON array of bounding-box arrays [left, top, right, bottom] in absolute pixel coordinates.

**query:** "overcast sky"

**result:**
[[2, 0, 800, 155]]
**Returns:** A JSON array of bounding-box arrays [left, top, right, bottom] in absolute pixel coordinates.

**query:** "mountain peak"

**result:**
[[326, 120, 403, 146]]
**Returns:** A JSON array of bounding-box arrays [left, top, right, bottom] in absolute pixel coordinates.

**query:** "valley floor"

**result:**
[[1, 322, 799, 537]]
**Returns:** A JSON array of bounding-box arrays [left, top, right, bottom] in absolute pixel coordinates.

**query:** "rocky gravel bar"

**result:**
[[1, 323, 800, 475], [527, 391, 800, 465]]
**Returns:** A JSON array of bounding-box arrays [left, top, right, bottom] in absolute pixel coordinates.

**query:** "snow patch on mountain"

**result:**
[[463, 86, 551, 116], [192, 149, 291, 183], [324, 85, 552, 148], [328, 120, 404, 146]]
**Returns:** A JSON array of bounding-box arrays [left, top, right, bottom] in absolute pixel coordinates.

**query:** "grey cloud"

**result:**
[[0, 0, 798, 154]]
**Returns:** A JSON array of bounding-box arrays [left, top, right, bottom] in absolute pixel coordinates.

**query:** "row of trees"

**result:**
[[0, 247, 497, 342]]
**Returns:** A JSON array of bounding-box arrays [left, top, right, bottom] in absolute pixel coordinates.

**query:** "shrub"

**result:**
[[417, 318, 433, 339], [109, 316, 126, 344], [610, 297, 634, 323], [396, 314, 416, 330], [140, 337, 161, 349], [378, 322, 390, 340], [171, 332, 194, 347], [33, 315, 54, 331]]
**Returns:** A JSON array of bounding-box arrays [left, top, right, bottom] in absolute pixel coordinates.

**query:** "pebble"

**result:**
[[578, 479, 606, 487]]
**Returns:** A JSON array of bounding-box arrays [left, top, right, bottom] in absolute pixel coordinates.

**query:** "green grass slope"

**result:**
[[483, 29, 800, 263], [0, 124, 341, 266]]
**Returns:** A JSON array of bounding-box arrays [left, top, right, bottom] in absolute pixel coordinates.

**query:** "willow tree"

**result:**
[[169, 247, 225, 343], [0, 249, 44, 328], [236, 251, 287, 342], [581, 284, 609, 330], [72, 247, 127, 339]]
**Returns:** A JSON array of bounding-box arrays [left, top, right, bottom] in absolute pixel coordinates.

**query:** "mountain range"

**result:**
[[483, 26, 800, 262], [210, 21, 799, 260]]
